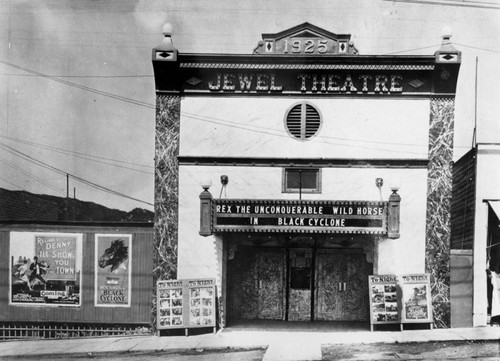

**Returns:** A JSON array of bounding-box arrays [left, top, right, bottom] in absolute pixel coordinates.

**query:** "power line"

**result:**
[[0, 73, 153, 78], [0, 59, 155, 110], [382, 44, 442, 55], [0, 175, 24, 189], [453, 42, 500, 54], [1, 39, 491, 156], [0, 158, 65, 194], [7, 40, 156, 50], [0, 134, 154, 174], [0, 142, 153, 206], [182, 112, 430, 156], [383, 0, 500, 9]]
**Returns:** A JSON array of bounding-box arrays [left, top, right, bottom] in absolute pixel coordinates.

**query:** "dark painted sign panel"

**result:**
[[212, 199, 387, 234], [178, 69, 431, 96]]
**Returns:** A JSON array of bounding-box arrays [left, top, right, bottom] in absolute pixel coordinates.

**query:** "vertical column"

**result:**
[[153, 94, 180, 329], [425, 96, 455, 328]]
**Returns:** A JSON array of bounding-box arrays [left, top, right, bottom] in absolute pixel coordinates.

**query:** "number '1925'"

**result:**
[[282, 39, 330, 54]]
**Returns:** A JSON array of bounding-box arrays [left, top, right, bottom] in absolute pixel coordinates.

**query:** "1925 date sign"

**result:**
[[212, 199, 388, 234]]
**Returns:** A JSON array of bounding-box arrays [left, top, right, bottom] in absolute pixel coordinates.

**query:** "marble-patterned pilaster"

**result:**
[[425, 97, 455, 328], [152, 95, 180, 330]]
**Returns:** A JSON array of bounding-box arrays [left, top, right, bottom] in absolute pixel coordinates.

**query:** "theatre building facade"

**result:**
[[152, 23, 461, 328]]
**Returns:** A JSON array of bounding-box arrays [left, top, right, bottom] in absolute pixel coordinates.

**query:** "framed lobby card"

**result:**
[[187, 279, 216, 328], [368, 275, 399, 331], [157, 280, 184, 330], [157, 278, 216, 334], [400, 273, 433, 326]]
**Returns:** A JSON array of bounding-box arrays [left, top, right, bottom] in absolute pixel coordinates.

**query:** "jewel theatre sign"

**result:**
[[204, 72, 409, 94]]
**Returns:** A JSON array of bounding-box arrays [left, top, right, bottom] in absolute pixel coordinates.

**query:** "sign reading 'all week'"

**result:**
[[212, 200, 388, 234]]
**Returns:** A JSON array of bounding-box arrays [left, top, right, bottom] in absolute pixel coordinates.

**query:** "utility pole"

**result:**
[[73, 187, 76, 221], [66, 174, 69, 221]]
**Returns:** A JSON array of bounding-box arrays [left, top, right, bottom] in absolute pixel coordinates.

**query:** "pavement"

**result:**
[[0, 324, 499, 361]]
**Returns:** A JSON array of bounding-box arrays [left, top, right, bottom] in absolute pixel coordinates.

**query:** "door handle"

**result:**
[[343, 282, 347, 291], [338, 282, 342, 291]]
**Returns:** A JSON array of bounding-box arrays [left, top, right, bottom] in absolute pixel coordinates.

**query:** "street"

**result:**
[[322, 340, 500, 360], [4, 340, 500, 361], [1, 348, 266, 361]]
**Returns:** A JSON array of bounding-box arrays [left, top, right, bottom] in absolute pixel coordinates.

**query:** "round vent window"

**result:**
[[284, 102, 322, 140]]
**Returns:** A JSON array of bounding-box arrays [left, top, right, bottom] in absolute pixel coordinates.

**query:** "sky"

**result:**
[[0, 0, 499, 212]]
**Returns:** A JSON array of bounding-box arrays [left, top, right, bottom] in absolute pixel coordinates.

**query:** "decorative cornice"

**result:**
[[178, 156, 428, 168], [214, 198, 388, 206], [179, 63, 434, 71]]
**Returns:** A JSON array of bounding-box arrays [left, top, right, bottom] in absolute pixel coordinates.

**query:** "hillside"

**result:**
[[0, 188, 154, 223]]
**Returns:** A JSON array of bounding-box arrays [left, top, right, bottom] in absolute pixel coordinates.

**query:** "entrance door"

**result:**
[[315, 251, 371, 321], [227, 248, 284, 321], [315, 252, 344, 320], [288, 249, 313, 321]]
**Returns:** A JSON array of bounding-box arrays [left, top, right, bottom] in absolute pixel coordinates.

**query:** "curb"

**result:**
[[0, 345, 269, 360]]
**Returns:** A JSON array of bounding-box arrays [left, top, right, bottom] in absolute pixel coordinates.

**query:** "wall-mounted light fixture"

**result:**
[[220, 175, 228, 198], [199, 179, 213, 236], [388, 187, 401, 239], [376, 178, 383, 201], [200, 179, 212, 192]]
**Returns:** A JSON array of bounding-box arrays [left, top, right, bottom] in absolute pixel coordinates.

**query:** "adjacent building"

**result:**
[[451, 143, 500, 327]]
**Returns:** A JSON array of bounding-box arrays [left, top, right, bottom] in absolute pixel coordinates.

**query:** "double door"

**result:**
[[226, 248, 285, 320], [315, 251, 371, 321], [226, 247, 371, 322]]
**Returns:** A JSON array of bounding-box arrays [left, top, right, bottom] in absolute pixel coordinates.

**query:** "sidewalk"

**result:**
[[0, 326, 499, 360]]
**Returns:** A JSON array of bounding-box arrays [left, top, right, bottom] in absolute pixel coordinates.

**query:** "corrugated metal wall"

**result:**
[[451, 148, 476, 250], [0, 224, 153, 325]]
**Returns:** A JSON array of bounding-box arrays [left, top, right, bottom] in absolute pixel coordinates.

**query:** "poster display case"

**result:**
[[368, 273, 433, 331], [157, 278, 216, 335], [400, 273, 433, 328], [368, 275, 399, 331]]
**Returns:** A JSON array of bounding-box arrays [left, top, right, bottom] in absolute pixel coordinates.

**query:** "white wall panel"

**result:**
[[180, 97, 430, 159]]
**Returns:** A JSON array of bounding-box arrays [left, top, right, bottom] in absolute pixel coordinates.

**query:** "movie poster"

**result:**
[[95, 234, 132, 307], [400, 273, 433, 323], [10, 232, 82, 306]]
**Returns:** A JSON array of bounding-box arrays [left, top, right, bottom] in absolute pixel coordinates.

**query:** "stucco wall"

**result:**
[[179, 97, 430, 160], [177, 165, 428, 280]]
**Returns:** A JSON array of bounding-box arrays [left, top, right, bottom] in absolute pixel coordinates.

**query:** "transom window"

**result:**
[[283, 168, 321, 193], [284, 102, 322, 140]]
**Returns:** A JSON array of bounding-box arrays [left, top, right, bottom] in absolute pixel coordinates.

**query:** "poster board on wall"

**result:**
[[157, 278, 216, 334], [9, 232, 83, 306], [368, 275, 399, 330], [400, 273, 433, 325], [94, 234, 132, 307]]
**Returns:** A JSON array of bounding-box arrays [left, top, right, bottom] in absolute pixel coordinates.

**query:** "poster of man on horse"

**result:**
[[9, 232, 82, 306]]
